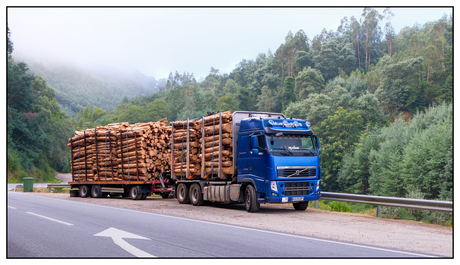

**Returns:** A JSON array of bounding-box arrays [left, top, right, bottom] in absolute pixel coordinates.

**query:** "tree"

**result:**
[[313, 107, 363, 191], [256, 86, 275, 112], [338, 127, 381, 194], [295, 67, 325, 100], [279, 76, 295, 110], [375, 56, 425, 115], [146, 99, 170, 122], [76, 106, 107, 129], [216, 93, 236, 112], [361, 8, 383, 69]]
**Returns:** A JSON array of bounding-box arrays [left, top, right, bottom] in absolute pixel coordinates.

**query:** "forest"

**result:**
[[8, 8, 452, 222]]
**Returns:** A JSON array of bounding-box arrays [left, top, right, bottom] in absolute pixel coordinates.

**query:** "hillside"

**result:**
[[12, 53, 166, 118]]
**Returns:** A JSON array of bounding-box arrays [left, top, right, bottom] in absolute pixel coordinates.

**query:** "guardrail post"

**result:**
[[377, 205, 381, 217], [315, 200, 318, 209], [48, 187, 51, 192]]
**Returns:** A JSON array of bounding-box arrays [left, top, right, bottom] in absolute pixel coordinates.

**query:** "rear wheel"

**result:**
[[91, 185, 103, 198], [79, 185, 90, 198], [293, 201, 309, 211], [177, 183, 190, 204], [130, 186, 142, 200], [141, 193, 148, 200], [189, 183, 203, 206], [244, 185, 260, 212]]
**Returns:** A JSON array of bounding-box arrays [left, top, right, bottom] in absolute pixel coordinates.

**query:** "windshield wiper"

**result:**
[[280, 146, 293, 156], [303, 149, 315, 156]]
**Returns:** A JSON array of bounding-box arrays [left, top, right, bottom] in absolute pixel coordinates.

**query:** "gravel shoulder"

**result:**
[[32, 192, 452, 257]]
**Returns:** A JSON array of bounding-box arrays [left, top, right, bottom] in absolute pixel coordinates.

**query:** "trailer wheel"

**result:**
[[293, 202, 309, 211], [130, 186, 142, 200], [141, 193, 148, 200], [91, 185, 103, 198], [79, 185, 90, 198], [244, 185, 260, 212], [177, 183, 190, 204], [189, 183, 204, 206]]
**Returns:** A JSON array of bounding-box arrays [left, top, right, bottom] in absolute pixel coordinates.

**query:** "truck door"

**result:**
[[237, 133, 267, 193]]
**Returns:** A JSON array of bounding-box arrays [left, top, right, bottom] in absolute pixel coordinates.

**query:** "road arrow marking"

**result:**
[[94, 227, 155, 257]]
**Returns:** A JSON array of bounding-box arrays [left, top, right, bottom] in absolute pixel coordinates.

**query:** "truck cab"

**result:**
[[234, 112, 321, 211]]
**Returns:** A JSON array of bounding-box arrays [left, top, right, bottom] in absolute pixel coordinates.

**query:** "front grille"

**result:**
[[277, 166, 316, 178], [284, 182, 314, 196]]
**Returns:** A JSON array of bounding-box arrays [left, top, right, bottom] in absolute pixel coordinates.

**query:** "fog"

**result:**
[[7, 7, 452, 80]]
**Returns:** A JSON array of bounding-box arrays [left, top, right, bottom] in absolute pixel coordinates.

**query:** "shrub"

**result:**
[[328, 201, 352, 212]]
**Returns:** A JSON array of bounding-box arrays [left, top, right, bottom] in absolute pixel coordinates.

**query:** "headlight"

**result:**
[[271, 181, 278, 192]]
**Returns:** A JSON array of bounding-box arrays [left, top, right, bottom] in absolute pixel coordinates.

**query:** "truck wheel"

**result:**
[[130, 186, 142, 200], [141, 193, 148, 200], [79, 185, 90, 198], [177, 183, 190, 204], [293, 201, 309, 211], [91, 185, 103, 198], [245, 185, 260, 212], [189, 183, 204, 206]]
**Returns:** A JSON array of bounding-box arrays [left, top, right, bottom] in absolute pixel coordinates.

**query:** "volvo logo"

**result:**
[[295, 170, 301, 175]]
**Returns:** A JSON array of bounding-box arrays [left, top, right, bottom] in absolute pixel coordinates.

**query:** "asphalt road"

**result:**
[[7, 192, 437, 258]]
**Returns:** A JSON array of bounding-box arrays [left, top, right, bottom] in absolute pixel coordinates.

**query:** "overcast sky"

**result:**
[[7, 6, 452, 80]]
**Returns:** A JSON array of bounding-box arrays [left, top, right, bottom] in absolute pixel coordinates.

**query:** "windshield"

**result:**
[[266, 134, 317, 156]]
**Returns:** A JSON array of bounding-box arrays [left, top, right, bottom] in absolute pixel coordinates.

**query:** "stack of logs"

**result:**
[[68, 119, 171, 182], [172, 111, 234, 179], [171, 119, 202, 178], [201, 111, 233, 178]]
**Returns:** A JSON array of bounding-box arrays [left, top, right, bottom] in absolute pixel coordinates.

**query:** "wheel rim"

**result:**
[[81, 186, 88, 196], [191, 187, 197, 202], [93, 186, 99, 197], [131, 187, 138, 198], [245, 188, 250, 208], [178, 185, 184, 200]]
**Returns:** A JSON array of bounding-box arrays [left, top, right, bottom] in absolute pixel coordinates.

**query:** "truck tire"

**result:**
[[189, 183, 204, 206], [141, 193, 148, 200], [293, 201, 309, 211], [245, 185, 260, 212], [177, 183, 190, 204], [130, 186, 142, 200], [91, 185, 103, 198], [79, 185, 90, 198]]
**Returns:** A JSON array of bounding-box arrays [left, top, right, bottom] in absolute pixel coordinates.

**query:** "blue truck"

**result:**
[[171, 111, 321, 212]]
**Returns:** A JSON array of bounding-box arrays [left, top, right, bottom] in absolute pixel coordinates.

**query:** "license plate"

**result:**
[[292, 197, 304, 202]]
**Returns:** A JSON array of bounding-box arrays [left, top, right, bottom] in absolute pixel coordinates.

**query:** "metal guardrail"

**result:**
[[320, 192, 452, 212], [47, 184, 71, 192]]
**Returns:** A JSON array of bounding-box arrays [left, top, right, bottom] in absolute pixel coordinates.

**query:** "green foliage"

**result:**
[[314, 107, 363, 191], [295, 67, 325, 100], [8, 40, 75, 178], [76, 106, 107, 130], [327, 201, 352, 212]]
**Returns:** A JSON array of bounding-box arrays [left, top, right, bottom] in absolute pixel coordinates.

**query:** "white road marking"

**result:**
[[26, 212, 74, 226], [94, 227, 155, 258], [8, 206, 17, 209]]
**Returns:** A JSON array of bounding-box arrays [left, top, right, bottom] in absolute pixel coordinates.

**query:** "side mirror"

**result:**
[[251, 135, 259, 154], [317, 149, 321, 155], [315, 136, 320, 149]]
